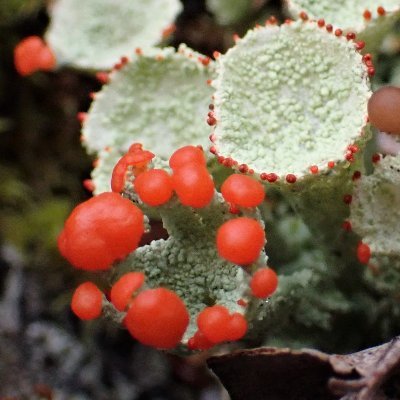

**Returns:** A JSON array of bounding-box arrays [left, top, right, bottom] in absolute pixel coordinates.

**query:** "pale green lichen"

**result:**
[[348, 154, 400, 331], [250, 249, 354, 351], [351, 154, 400, 256], [212, 20, 371, 179], [91, 148, 119, 194], [82, 45, 215, 157], [285, 0, 400, 33], [45, 0, 182, 70], [116, 193, 267, 342], [285, 0, 400, 53], [281, 154, 364, 245]]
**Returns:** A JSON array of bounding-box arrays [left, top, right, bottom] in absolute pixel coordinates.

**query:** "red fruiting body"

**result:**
[[216, 217, 265, 265], [199, 56, 211, 66], [342, 220, 352, 231], [77, 112, 87, 123], [357, 242, 371, 264], [96, 71, 109, 84], [310, 165, 318, 174], [124, 148, 155, 167], [355, 41, 365, 50], [299, 11, 308, 20], [368, 86, 400, 134], [372, 153, 381, 163], [221, 174, 265, 208], [238, 164, 248, 173], [224, 158, 234, 167], [326, 24, 333, 33], [83, 179, 95, 192], [197, 306, 247, 344], [172, 163, 215, 208], [237, 298, 247, 307], [226, 313, 248, 341], [266, 173, 278, 183], [328, 161, 335, 169], [14, 36, 56, 76], [229, 204, 240, 214], [346, 32, 356, 41], [286, 174, 297, 183], [169, 145, 206, 170], [352, 171, 361, 180], [343, 194, 352, 204], [111, 145, 155, 193], [58, 192, 144, 271], [210, 146, 217, 155], [162, 24, 176, 38], [363, 10, 372, 20], [250, 267, 278, 299], [377, 6, 386, 16], [348, 144, 359, 153], [134, 169, 173, 206], [363, 54, 372, 63], [317, 19, 325, 27], [110, 272, 145, 311], [71, 282, 103, 320], [124, 288, 189, 349], [197, 305, 231, 343], [334, 29, 342, 37], [188, 330, 215, 350], [111, 157, 129, 193], [345, 152, 354, 162]]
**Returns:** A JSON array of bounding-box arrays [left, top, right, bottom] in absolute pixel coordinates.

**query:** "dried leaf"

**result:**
[[207, 337, 400, 400]]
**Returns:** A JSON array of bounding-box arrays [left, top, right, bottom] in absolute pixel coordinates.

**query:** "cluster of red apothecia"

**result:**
[[59, 144, 278, 350]]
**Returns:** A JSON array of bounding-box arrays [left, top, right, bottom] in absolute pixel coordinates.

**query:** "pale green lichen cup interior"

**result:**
[[212, 20, 371, 179]]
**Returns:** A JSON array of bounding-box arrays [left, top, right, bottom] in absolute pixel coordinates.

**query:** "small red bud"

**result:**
[[357, 242, 371, 264]]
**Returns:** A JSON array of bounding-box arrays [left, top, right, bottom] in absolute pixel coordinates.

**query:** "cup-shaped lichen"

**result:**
[[46, 0, 182, 70], [284, 1, 400, 52], [285, 1, 400, 30], [211, 19, 371, 179], [82, 45, 215, 194]]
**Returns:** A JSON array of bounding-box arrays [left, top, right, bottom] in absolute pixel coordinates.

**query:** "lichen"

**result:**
[[46, 0, 182, 70], [116, 184, 267, 343], [83, 45, 215, 156], [285, 0, 400, 33], [351, 154, 400, 257], [212, 20, 371, 179]]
